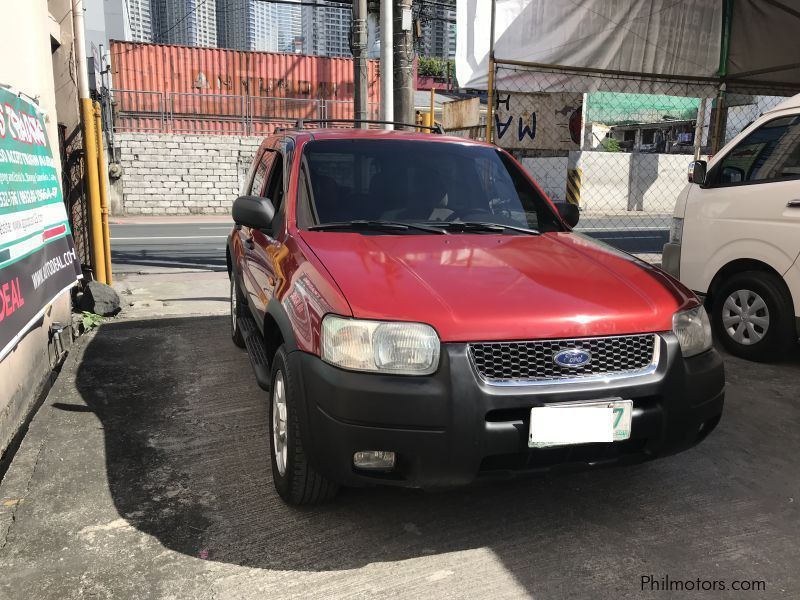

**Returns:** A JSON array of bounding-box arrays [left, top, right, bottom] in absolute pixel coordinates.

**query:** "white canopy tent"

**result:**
[[456, 0, 800, 96]]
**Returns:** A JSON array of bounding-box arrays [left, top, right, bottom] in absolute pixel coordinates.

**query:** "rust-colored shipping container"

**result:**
[[110, 41, 381, 135]]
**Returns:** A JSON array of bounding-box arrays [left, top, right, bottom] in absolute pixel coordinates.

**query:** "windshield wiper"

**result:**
[[307, 220, 447, 234], [420, 221, 540, 235]]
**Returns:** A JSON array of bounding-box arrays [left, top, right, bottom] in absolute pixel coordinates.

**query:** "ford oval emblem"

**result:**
[[553, 348, 592, 368]]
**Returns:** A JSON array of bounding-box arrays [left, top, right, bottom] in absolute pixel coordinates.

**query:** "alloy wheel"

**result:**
[[230, 278, 238, 333], [721, 289, 770, 345], [272, 370, 288, 476]]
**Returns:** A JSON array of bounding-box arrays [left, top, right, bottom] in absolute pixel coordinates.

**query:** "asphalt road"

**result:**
[[2, 315, 798, 599], [110, 221, 232, 272], [110, 216, 669, 270]]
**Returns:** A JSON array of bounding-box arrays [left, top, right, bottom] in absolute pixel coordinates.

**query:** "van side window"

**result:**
[[715, 115, 800, 185]]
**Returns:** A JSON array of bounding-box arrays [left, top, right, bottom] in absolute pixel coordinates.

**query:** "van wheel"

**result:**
[[269, 346, 339, 505], [712, 271, 796, 362], [230, 275, 246, 348]]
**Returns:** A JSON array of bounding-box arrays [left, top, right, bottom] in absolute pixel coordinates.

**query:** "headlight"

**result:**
[[672, 306, 712, 357], [321, 315, 440, 375], [669, 217, 684, 244]]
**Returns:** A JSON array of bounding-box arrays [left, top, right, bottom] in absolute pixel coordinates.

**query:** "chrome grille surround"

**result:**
[[468, 334, 660, 386]]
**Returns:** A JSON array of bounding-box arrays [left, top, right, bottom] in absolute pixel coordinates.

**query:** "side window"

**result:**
[[264, 153, 284, 206], [714, 115, 800, 185], [263, 153, 285, 237], [249, 150, 275, 196]]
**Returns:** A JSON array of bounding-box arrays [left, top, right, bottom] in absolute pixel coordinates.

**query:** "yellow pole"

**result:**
[[486, 57, 495, 143], [81, 98, 107, 284], [72, 0, 106, 284], [94, 101, 112, 285], [430, 87, 435, 129]]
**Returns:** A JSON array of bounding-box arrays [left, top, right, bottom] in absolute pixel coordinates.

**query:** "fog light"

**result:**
[[353, 450, 396, 471]]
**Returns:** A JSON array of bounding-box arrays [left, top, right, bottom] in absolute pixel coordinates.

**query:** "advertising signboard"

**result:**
[[0, 87, 82, 361]]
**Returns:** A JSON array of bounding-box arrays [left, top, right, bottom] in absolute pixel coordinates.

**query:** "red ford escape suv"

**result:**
[[227, 123, 725, 505]]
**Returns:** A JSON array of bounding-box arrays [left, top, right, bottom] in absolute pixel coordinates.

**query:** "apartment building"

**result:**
[[301, 0, 350, 57], [152, 0, 217, 47], [419, 3, 456, 59], [126, 0, 153, 42], [217, 0, 301, 53]]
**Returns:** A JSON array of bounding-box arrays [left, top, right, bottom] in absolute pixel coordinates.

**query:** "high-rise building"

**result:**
[[126, 0, 153, 42], [419, 3, 456, 59], [301, 1, 350, 57], [216, 0, 301, 53], [83, 0, 152, 52], [151, 0, 218, 47]]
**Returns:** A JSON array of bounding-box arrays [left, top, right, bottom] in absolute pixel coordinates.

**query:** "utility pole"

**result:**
[[351, 0, 368, 126], [380, 0, 394, 128], [485, 0, 497, 144], [72, 0, 107, 284], [393, 0, 414, 125]]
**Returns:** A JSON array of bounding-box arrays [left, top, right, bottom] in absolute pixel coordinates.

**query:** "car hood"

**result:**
[[299, 231, 696, 342]]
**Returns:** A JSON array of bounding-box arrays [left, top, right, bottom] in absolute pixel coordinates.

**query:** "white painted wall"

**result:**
[[521, 151, 691, 216]]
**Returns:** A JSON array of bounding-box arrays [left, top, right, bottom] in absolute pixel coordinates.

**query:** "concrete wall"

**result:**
[[0, 0, 75, 456], [521, 151, 691, 216], [114, 133, 262, 215]]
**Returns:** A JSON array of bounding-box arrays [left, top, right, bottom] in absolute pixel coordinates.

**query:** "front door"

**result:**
[[682, 112, 800, 290]]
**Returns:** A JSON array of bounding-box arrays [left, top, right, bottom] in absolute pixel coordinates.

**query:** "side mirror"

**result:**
[[720, 166, 744, 184], [232, 195, 275, 230], [688, 160, 707, 185], [556, 202, 580, 228]]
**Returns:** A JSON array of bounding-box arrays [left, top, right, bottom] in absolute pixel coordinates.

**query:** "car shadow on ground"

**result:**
[[74, 316, 800, 594]]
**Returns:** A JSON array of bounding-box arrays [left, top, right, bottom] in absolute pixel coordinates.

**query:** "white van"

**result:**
[[662, 94, 800, 362]]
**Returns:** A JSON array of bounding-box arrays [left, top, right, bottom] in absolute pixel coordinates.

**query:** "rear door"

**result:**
[[682, 112, 800, 291]]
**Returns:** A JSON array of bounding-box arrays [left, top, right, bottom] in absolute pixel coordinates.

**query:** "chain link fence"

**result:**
[[486, 62, 797, 256], [59, 125, 91, 271]]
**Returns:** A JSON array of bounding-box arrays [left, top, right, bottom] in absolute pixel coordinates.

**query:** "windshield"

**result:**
[[297, 139, 563, 233]]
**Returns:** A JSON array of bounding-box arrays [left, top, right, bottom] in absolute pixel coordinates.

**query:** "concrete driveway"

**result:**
[[0, 307, 798, 598]]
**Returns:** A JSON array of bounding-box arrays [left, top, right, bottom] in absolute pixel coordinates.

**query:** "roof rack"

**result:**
[[291, 118, 445, 135]]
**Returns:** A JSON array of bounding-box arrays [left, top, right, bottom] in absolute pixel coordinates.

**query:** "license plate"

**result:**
[[529, 399, 633, 448]]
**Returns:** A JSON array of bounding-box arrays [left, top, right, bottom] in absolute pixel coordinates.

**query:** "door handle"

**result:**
[[787, 200, 800, 208], [244, 237, 255, 250]]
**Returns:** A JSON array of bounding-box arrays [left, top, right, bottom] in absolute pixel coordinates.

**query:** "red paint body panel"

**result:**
[[297, 231, 696, 342], [233, 130, 698, 355]]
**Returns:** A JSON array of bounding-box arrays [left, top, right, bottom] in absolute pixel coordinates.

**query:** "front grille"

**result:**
[[468, 334, 658, 384]]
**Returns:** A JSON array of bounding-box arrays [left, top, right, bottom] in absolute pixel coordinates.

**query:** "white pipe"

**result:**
[[72, 0, 91, 100], [380, 0, 393, 129]]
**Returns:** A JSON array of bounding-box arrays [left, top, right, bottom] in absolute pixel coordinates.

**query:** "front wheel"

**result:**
[[269, 346, 339, 505], [712, 270, 796, 362]]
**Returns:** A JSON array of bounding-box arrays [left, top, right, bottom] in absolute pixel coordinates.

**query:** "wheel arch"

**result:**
[[707, 258, 794, 312], [263, 298, 298, 364]]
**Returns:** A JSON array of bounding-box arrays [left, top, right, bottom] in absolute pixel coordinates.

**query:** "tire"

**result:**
[[230, 274, 246, 348], [711, 270, 796, 362], [269, 345, 339, 505]]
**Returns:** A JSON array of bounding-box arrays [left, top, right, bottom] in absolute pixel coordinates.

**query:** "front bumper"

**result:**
[[289, 333, 724, 488]]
